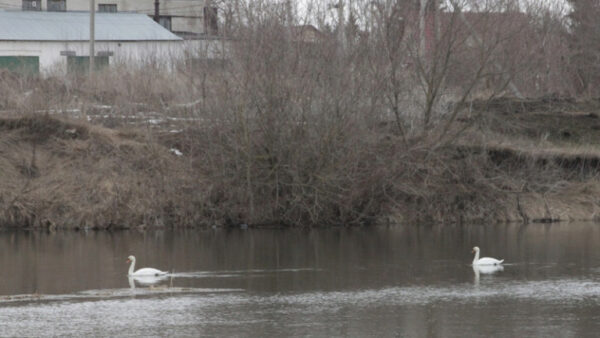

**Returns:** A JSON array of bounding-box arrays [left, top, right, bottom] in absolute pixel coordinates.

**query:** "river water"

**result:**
[[1, 223, 600, 336]]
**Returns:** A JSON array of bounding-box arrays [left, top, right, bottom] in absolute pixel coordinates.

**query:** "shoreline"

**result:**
[[1, 97, 600, 229]]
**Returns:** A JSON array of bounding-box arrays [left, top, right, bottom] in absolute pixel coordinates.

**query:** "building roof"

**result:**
[[0, 10, 182, 41]]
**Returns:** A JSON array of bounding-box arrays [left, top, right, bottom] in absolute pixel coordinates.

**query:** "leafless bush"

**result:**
[[172, 0, 553, 226], [0, 0, 593, 228]]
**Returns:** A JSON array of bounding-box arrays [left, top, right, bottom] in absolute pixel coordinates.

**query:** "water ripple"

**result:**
[[0, 279, 598, 336]]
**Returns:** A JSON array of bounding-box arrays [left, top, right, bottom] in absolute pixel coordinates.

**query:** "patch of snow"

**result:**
[[174, 99, 202, 108], [149, 119, 165, 125], [92, 105, 113, 110]]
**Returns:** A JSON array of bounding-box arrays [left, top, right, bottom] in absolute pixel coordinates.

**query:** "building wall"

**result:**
[[68, 0, 207, 34], [0, 40, 185, 74], [171, 15, 203, 35], [7, 0, 212, 35]]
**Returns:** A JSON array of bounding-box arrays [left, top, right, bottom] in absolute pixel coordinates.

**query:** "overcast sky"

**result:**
[[291, 0, 570, 28]]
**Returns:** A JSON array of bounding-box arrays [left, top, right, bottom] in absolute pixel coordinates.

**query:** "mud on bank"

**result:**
[[0, 115, 203, 229], [2, 97, 600, 229], [453, 97, 600, 223]]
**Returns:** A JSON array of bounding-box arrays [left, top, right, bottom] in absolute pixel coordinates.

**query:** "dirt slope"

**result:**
[[0, 115, 198, 229]]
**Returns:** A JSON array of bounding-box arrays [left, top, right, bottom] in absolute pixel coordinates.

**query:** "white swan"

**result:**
[[472, 246, 504, 266], [473, 264, 504, 275], [127, 255, 167, 276]]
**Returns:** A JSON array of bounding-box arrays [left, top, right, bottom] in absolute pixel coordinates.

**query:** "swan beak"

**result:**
[[471, 249, 474, 253], [126, 259, 130, 263]]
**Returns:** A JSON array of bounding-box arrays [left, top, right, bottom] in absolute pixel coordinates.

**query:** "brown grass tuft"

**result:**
[[0, 114, 201, 229]]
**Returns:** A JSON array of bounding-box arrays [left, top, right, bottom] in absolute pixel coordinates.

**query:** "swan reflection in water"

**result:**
[[473, 264, 504, 285], [128, 275, 170, 289]]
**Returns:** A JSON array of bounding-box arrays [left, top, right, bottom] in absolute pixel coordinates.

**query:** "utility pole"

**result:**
[[154, 0, 160, 23], [285, 0, 292, 42], [285, 0, 292, 26], [89, 0, 95, 77], [368, 2, 373, 37], [419, 0, 427, 57], [334, 0, 345, 52]]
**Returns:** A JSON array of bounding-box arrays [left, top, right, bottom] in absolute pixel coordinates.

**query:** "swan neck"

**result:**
[[128, 258, 135, 275], [473, 250, 480, 264], [128, 277, 135, 289]]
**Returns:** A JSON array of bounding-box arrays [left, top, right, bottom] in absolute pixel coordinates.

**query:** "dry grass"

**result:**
[[0, 9, 599, 228], [0, 114, 202, 229], [1, 79, 600, 228]]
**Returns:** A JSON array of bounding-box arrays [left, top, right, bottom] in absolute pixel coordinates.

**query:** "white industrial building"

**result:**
[[2, 0, 217, 37], [0, 10, 186, 75]]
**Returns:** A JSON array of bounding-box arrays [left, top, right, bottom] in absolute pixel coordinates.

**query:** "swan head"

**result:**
[[472, 246, 480, 253], [126, 255, 135, 263]]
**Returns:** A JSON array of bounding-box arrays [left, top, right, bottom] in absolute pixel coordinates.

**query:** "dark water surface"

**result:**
[[1, 223, 600, 336]]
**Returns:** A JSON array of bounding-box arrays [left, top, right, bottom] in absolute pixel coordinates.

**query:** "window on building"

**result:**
[[48, 0, 66, 11], [98, 4, 117, 12], [22, 0, 41, 11], [158, 16, 172, 31], [0, 56, 39, 75], [67, 56, 109, 74]]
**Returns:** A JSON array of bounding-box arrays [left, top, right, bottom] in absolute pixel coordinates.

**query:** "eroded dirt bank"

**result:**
[[0, 115, 202, 229], [2, 97, 600, 229]]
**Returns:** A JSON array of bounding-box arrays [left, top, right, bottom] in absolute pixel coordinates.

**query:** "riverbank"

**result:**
[[0, 115, 203, 229], [1, 96, 599, 229]]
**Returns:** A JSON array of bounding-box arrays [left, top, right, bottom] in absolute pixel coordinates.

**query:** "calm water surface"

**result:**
[[1, 223, 600, 336]]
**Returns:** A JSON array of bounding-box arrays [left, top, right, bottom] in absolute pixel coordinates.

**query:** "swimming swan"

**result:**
[[472, 246, 504, 266], [127, 255, 167, 276]]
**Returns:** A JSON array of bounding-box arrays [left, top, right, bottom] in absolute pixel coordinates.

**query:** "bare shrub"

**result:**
[[0, 0, 593, 228], [171, 0, 532, 226]]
